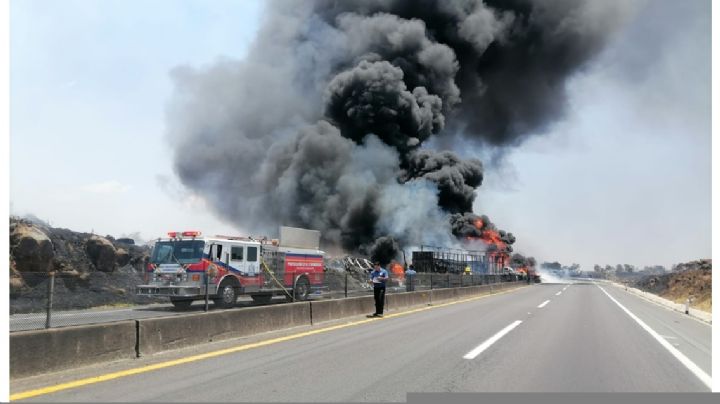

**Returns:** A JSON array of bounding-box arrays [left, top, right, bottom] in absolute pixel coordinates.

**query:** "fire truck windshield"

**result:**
[[150, 240, 205, 264]]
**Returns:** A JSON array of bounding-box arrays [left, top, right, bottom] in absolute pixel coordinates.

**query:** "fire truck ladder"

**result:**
[[259, 258, 295, 301]]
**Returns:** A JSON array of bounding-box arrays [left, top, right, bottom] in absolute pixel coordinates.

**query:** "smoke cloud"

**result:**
[[167, 0, 634, 258]]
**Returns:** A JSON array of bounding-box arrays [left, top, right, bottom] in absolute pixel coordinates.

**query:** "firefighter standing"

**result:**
[[368, 262, 388, 317], [405, 264, 417, 292]]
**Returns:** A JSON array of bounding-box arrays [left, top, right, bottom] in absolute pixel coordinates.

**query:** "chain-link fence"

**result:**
[[10, 269, 165, 331], [10, 268, 525, 331]]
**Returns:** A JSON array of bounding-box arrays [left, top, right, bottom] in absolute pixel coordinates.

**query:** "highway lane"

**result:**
[[600, 283, 711, 375], [12, 282, 711, 402]]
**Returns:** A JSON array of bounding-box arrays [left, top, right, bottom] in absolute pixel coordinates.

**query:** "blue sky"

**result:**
[[8, 0, 712, 270], [11, 0, 265, 240]]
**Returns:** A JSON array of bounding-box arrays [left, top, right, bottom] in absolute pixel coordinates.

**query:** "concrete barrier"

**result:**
[[309, 295, 375, 324], [386, 290, 431, 310], [137, 302, 311, 356], [12, 283, 531, 378], [430, 287, 459, 302], [10, 320, 137, 379]]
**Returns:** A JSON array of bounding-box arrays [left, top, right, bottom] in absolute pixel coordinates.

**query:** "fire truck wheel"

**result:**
[[214, 281, 238, 308], [293, 277, 310, 301], [170, 298, 193, 310]]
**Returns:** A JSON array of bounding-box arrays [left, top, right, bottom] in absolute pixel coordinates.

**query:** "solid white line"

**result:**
[[555, 291, 562, 296], [597, 285, 712, 390], [463, 320, 522, 360], [537, 300, 550, 308]]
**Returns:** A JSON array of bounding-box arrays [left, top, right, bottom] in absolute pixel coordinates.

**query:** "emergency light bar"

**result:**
[[167, 231, 202, 238]]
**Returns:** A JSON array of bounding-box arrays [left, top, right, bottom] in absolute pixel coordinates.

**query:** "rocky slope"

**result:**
[[632, 259, 712, 312], [9, 217, 162, 313]]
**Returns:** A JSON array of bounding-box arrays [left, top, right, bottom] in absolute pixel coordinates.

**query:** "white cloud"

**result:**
[[80, 180, 131, 194]]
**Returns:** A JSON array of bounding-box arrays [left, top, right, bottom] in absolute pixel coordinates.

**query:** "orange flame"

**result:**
[[390, 262, 405, 280]]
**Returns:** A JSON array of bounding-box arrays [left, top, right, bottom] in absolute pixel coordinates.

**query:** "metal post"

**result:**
[[344, 271, 348, 298], [430, 273, 433, 290], [447, 274, 450, 288], [45, 272, 55, 329], [204, 271, 210, 312]]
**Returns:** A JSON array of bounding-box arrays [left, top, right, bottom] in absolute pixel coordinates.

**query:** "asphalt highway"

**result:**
[[11, 282, 712, 401]]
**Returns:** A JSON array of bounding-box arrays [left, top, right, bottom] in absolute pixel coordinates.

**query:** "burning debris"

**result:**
[[168, 0, 634, 259]]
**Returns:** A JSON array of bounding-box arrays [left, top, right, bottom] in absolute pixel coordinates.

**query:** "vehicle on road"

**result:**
[[137, 226, 325, 309]]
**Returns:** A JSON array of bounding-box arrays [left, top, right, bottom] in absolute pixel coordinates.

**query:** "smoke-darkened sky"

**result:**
[[8, 0, 711, 270]]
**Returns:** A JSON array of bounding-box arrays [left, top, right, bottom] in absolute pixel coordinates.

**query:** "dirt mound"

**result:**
[[9, 217, 163, 313], [633, 259, 711, 312]]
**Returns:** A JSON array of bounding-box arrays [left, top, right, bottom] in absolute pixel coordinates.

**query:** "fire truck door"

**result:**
[[229, 246, 247, 275], [246, 246, 259, 276]]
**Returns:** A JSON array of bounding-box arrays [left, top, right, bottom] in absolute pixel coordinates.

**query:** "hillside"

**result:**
[[632, 259, 712, 312], [9, 217, 162, 313]]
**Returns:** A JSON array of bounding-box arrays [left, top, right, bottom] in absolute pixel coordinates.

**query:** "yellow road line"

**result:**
[[11, 286, 524, 401]]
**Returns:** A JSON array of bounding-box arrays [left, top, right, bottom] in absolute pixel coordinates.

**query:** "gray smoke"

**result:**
[[167, 0, 634, 257]]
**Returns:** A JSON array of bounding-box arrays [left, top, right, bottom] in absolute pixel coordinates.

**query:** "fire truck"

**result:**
[[137, 227, 325, 309]]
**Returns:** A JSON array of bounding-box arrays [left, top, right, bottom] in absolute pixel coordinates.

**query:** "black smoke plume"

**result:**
[[167, 0, 634, 258], [368, 236, 400, 267]]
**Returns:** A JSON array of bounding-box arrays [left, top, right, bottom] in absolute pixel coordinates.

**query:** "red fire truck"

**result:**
[[137, 227, 325, 309]]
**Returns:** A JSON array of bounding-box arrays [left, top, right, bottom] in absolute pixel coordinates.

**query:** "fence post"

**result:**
[[344, 271, 348, 298], [447, 274, 450, 288], [204, 272, 210, 312], [45, 272, 55, 329], [430, 273, 433, 290]]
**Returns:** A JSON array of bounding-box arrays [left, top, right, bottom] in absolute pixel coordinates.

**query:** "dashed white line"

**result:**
[[537, 300, 550, 308], [555, 291, 562, 296], [463, 320, 523, 360], [597, 285, 711, 390]]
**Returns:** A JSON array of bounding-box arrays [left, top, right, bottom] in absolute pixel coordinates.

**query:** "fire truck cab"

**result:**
[[137, 227, 325, 309]]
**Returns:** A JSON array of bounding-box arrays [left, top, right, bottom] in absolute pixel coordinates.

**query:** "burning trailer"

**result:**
[[411, 246, 502, 274], [411, 245, 540, 283]]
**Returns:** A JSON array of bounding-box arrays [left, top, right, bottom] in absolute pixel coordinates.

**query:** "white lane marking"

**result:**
[[537, 300, 550, 308], [563, 286, 569, 291], [597, 285, 711, 390], [555, 291, 562, 296], [660, 335, 678, 340], [463, 320, 522, 360]]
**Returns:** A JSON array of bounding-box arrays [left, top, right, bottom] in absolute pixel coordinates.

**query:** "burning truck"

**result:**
[[137, 226, 325, 309]]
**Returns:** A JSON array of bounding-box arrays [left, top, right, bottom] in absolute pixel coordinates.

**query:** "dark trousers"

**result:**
[[374, 286, 386, 314]]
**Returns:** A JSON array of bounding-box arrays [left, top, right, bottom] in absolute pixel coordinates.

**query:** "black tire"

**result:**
[[214, 280, 237, 308], [251, 294, 272, 305], [170, 298, 193, 310], [293, 277, 310, 301]]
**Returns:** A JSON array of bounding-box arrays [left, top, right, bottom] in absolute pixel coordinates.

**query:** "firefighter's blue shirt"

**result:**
[[370, 268, 389, 288]]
